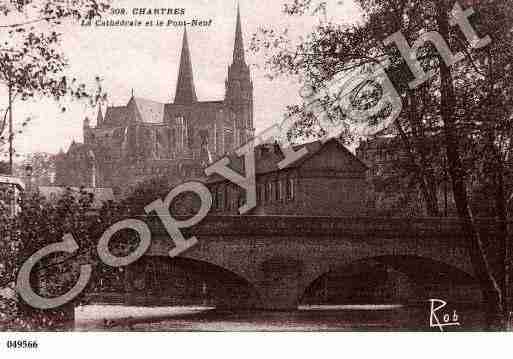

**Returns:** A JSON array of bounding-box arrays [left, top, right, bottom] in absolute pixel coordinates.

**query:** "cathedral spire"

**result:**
[[174, 26, 198, 104], [232, 3, 246, 65], [96, 104, 103, 127]]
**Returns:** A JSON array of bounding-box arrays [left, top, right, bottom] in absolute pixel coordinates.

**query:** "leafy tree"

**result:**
[[0, 161, 8, 174], [0, 0, 109, 172], [20, 152, 57, 187], [251, 0, 513, 328], [0, 187, 139, 330], [121, 174, 201, 216]]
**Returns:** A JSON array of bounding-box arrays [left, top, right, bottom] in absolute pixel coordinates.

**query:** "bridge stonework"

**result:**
[[126, 216, 503, 310]]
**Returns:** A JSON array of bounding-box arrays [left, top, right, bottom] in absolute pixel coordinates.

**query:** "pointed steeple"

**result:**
[[174, 27, 198, 104], [96, 104, 103, 127], [233, 3, 246, 65]]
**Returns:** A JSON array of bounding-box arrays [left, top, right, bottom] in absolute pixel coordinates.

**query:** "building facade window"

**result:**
[[169, 128, 177, 155], [212, 186, 218, 210], [176, 116, 185, 150], [239, 131, 245, 147], [188, 125, 194, 149], [237, 189, 245, 208], [224, 127, 233, 153], [218, 185, 224, 210], [154, 130, 159, 159], [224, 185, 230, 210], [287, 177, 295, 200]]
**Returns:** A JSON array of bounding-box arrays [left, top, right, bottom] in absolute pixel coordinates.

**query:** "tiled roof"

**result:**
[[104, 106, 129, 127], [104, 98, 167, 126], [68, 141, 87, 153], [206, 138, 367, 183], [133, 97, 165, 124]]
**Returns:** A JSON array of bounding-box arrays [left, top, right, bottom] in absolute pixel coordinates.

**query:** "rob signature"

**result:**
[[429, 299, 460, 332]]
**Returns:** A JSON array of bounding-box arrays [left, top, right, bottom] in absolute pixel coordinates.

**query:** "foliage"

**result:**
[[121, 174, 200, 217], [251, 0, 513, 328], [0, 0, 110, 155], [0, 187, 137, 330], [0, 160, 8, 174], [250, 0, 513, 217]]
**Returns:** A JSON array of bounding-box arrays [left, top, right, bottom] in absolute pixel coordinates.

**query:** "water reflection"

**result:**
[[75, 303, 486, 331]]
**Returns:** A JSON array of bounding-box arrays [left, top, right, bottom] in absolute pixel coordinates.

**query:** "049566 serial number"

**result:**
[[6, 340, 38, 349]]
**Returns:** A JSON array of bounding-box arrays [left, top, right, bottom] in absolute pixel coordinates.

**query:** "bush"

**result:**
[[0, 188, 134, 330]]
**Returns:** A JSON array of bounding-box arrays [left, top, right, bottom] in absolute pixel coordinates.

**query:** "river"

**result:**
[[74, 303, 488, 331]]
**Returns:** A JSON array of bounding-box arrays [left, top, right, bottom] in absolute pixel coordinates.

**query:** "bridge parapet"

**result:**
[[126, 216, 506, 310], [143, 215, 502, 244]]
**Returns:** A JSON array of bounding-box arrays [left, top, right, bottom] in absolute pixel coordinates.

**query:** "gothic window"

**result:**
[[232, 80, 241, 98], [224, 127, 234, 153], [167, 128, 173, 158], [199, 129, 209, 147], [172, 128, 177, 157], [188, 122, 194, 148], [154, 130, 159, 159], [216, 124, 222, 154], [176, 116, 185, 149], [183, 118, 189, 150]]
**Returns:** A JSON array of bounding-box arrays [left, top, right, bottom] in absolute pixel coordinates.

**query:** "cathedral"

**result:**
[[55, 7, 254, 194]]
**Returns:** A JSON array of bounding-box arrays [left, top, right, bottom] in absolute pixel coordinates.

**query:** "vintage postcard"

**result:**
[[0, 0, 512, 344]]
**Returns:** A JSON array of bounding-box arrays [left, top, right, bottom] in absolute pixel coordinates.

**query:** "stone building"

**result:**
[[55, 7, 254, 195], [206, 138, 369, 216]]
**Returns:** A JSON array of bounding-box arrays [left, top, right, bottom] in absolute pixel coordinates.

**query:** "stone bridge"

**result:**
[[120, 216, 503, 310]]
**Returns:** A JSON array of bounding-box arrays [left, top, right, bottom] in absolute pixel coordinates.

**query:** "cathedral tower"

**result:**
[[174, 27, 198, 104], [225, 4, 254, 145]]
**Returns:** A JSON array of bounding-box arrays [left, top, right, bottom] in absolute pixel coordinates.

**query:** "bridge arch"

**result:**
[[126, 256, 262, 308], [299, 255, 481, 306]]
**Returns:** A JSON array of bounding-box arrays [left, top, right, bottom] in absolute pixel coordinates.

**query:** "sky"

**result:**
[[0, 0, 362, 160]]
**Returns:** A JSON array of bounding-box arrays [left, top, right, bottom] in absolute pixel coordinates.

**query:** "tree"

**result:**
[[0, 188, 139, 330], [20, 152, 57, 187], [0, 161, 8, 174], [251, 0, 513, 328], [0, 0, 109, 173]]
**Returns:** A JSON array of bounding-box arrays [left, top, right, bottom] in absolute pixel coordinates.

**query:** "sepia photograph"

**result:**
[[0, 0, 512, 353]]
